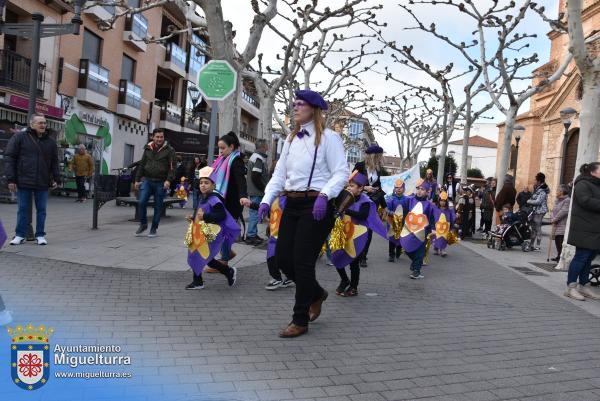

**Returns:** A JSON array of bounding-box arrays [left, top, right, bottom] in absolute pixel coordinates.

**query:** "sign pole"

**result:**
[[207, 101, 218, 165]]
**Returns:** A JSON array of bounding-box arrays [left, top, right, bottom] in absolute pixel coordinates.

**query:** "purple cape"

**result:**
[[431, 206, 456, 251], [399, 196, 435, 253], [187, 195, 240, 275], [331, 194, 386, 269], [267, 195, 287, 260], [385, 194, 407, 246], [0, 218, 6, 249], [422, 179, 438, 200]]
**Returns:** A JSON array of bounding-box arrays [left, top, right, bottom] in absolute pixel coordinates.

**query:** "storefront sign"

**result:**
[[164, 130, 208, 154], [79, 111, 109, 127], [8, 95, 64, 119]]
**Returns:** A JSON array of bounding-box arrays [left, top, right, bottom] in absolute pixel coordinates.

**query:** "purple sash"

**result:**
[[187, 195, 240, 275]]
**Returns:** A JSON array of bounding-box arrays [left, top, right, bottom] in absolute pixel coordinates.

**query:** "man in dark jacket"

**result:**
[[134, 128, 176, 237], [516, 186, 532, 210], [5, 113, 60, 245], [245, 139, 269, 245], [478, 178, 496, 234]]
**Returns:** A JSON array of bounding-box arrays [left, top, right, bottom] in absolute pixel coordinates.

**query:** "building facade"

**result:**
[[447, 136, 497, 179], [496, 0, 600, 197], [332, 109, 375, 167]]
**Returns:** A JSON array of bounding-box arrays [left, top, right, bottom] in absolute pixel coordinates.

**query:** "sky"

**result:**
[[220, 0, 561, 157]]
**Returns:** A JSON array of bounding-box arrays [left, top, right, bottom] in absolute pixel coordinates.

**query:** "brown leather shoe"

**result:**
[[308, 289, 328, 322], [278, 324, 308, 338]]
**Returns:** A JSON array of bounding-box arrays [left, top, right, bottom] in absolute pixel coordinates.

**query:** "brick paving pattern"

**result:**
[[2, 237, 600, 400]]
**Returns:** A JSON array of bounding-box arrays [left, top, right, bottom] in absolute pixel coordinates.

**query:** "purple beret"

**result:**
[[365, 144, 384, 154], [295, 90, 328, 110], [349, 171, 369, 187]]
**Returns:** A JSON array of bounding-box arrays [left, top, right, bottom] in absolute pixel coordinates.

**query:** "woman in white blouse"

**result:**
[[258, 90, 349, 338]]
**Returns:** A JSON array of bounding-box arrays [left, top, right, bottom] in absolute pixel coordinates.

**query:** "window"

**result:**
[[348, 121, 363, 140], [189, 35, 207, 76], [127, 0, 140, 7], [123, 144, 135, 168], [121, 54, 135, 81], [82, 29, 102, 64]]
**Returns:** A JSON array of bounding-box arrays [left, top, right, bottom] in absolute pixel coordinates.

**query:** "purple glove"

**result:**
[[258, 203, 270, 221], [312, 194, 328, 221]]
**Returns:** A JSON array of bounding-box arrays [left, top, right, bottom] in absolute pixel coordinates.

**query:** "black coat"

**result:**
[[223, 157, 248, 220], [4, 128, 60, 190], [568, 174, 600, 250], [353, 160, 386, 208]]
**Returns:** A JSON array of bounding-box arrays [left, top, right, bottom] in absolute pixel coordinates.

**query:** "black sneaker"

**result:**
[[409, 271, 424, 280], [388, 255, 395, 262], [336, 280, 349, 295], [245, 236, 260, 245], [360, 259, 368, 268], [148, 228, 157, 237], [185, 281, 204, 290], [135, 224, 148, 236], [227, 267, 237, 287], [281, 279, 295, 288], [265, 279, 283, 290]]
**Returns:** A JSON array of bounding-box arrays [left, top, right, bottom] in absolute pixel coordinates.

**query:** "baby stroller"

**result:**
[[487, 208, 533, 251]]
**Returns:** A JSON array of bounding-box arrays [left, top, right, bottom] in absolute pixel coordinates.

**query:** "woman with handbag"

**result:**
[[258, 90, 349, 338], [353, 144, 386, 267]]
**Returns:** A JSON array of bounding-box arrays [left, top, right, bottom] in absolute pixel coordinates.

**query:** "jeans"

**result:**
[[246, 195, 262, 238], [567, 247, 599, 285], [192, 188, 200, 212], [16, 188, 48, 238], [75, 176, 87, 199], [406, 243, 426, 274], [137, 179, 165, 229], [529, 214, 544, 248], [276, 196, 334, 326]]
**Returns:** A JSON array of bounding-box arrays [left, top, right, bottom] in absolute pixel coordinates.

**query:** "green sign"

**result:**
[[197, 60, 237, 101]]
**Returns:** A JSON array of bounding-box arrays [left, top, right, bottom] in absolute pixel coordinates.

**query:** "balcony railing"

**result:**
[[242, 90, 260, 109], [118, 80, 142, 109], [78, 59, 109, 95], [166, 43, 186, 71], [239, 131, 257, 143], [0, 49, 45, 96], [125, 13, 148, 39], [158, 101, 182, 125]]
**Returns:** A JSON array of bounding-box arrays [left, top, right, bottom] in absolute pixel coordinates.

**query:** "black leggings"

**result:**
[[555, 235, 564, 257], [192, 259, 232, 283], [360, 229, 373, 261], [275, 197, 335, 326], [337, 259, 360, 289]]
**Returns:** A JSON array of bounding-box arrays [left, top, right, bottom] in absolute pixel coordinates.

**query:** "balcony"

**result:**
[[160, 43, 186, 78], [83, 3, 115, 22], [0, 49, 45, 96], [242, 90, 260, 109], [77, 59, 109, 108], [158, 101, 182, 131], [239, 131, 257, 144], [117, 80, 142, 120], [123, 13, 148, 52]]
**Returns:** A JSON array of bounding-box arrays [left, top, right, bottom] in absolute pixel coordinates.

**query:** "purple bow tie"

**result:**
[[297, 129, 310, 139]]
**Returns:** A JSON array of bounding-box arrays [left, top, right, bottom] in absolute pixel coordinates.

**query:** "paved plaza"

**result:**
[[2, 198, 600, 401]]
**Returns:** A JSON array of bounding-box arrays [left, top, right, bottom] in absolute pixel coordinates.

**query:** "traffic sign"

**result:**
[[197, 60, 237, 101]]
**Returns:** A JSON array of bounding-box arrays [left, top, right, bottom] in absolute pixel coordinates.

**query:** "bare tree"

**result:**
[[555, 0, 600, 270]]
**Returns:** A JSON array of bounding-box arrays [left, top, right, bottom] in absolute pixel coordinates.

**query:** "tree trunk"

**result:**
[[461, 101, 472, 184], [555, 70, 600, 270], [259, 96, 275, 141], [495, 104, 519, 196]]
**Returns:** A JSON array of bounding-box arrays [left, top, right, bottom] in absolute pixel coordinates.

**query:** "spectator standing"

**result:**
[[564, 162, 600, 301], [516, 186, 532, 210], [171, 155, 186, 196], [442, 173, 459, 208], [5, 113, 60, 245], [494, 174, 517, 224], [550, 184, 570, 261], [134, 128, 176, 237], [71, 144, 93, 202], [526, 172, 550, 251], [478, 178, 496, 234], [245, 139, 269, 245]]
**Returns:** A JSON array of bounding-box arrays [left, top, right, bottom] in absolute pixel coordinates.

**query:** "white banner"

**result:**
[[380, 164, 421, 196]]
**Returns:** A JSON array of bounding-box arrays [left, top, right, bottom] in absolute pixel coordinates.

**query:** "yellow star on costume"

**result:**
[[269, 197, 283, 239], [435, 213, 450, 240], [189, 216, 221, 258], [401, 202, 428, 242], [341, 215, 368, 258]]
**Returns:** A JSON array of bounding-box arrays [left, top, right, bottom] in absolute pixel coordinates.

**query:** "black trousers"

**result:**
[[267, 256, 284, 281], [360, 229, 373, 261], [75, 176, 87, 199], [276, 196, 334, 326], [192, 259, 232, 283], [336, 259, 360, 289], [555, 235, 564, 257], [389, 241, 402, 258]]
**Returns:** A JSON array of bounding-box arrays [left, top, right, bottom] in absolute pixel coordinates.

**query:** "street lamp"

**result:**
[[559, 107, 577, 184], [513, 125, 525, 177]]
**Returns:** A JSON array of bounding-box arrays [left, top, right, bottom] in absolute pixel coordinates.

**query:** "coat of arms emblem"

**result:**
[[7, 323, 53, 390]]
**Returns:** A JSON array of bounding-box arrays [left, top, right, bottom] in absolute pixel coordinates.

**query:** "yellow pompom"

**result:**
[[390, 214, 403, 240], [328, 217, 347, 252]]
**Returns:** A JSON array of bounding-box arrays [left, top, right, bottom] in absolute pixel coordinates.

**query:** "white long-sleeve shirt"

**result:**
[[261, 121, 350, 205]]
